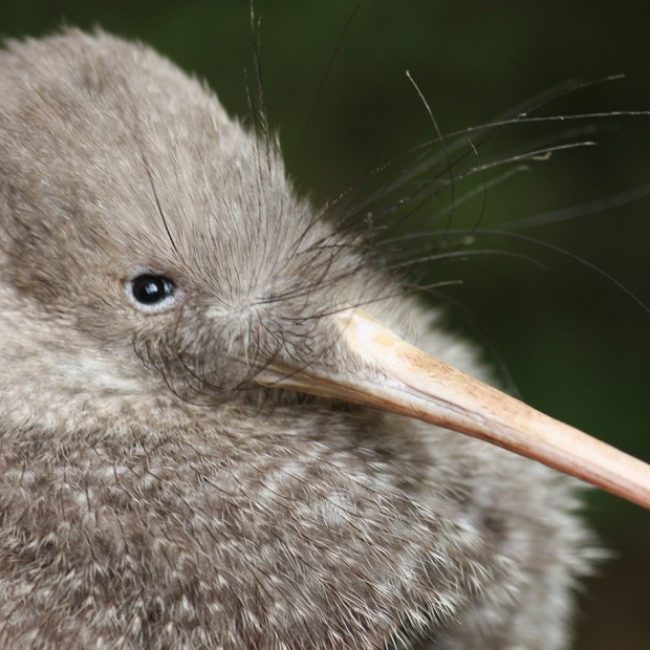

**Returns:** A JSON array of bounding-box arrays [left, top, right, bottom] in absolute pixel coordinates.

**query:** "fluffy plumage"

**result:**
[[0, 30, 593, 648]]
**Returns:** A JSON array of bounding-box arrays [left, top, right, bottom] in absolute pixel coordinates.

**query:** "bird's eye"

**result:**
[[128, 274, 177, 312]]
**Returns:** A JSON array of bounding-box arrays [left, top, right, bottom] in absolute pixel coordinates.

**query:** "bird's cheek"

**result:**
[[55, 354, 147, 395]]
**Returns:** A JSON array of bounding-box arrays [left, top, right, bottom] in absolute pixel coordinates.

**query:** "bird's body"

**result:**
[[0, 31, 595, 649]]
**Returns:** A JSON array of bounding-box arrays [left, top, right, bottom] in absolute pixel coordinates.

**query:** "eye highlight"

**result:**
[[127, 274, 178, 312]]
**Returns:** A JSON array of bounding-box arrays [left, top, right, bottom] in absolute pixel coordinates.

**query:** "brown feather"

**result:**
[[0, 30, 594, 649]]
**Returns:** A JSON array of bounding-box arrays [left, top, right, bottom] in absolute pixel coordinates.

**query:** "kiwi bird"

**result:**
[[0, 30, 649, 650]]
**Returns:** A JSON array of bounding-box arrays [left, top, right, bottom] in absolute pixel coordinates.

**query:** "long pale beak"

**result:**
[[257, 309, 650, 510]]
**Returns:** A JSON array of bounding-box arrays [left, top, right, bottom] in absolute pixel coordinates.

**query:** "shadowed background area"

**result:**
[[1, 2, 649, 647]]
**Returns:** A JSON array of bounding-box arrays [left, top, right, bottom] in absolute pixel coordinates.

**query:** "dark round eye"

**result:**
[[130, 274, 175, 306]]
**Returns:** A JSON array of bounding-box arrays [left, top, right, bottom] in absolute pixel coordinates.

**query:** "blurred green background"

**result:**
[[1, 1, 648, 647]]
